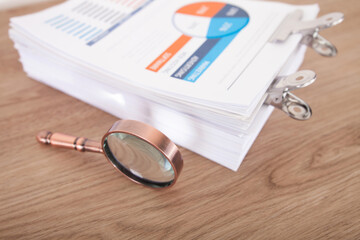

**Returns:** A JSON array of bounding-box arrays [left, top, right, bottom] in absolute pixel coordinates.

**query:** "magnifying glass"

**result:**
[[36, 120, 183, 188]]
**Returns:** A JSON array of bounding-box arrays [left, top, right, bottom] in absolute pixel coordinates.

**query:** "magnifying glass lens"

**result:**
[[103, 132, 175, 188]]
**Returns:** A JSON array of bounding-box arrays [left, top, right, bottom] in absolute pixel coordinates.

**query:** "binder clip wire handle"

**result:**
[[266, 70, 316, 120], [303, 33, 337, 57], [299, 12, 344, 57], [279, 92, 312, 120], [270, 11, 344, 57]]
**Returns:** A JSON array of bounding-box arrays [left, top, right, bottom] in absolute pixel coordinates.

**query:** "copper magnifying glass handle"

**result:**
[[36, 130, 103, 153], [36, 120, 183, 188]]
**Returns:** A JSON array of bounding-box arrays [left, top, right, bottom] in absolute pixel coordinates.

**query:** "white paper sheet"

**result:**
[[10, 0, 317, 114]]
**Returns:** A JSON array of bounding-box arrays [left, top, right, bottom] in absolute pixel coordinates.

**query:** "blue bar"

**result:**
[[51, 16, 68, 26], [45, 14, 63, 24], [74, 25, 91, 36], [68, 23, 85, 34], [56, 19, 74, 29], [80, 27, 97, 39], [87, 0, 154, 46], [184, 33, 238, 82], [171, 38, 220, 79], [62, 21, 79, 31], [86, 29, 103, 41]]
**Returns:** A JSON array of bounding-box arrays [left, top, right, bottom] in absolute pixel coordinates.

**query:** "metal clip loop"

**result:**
[[269, 10, 344, 57], [265, 70, 316, 120]]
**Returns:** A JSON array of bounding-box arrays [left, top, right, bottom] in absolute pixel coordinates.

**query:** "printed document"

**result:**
[[10, 0, 312, 113]]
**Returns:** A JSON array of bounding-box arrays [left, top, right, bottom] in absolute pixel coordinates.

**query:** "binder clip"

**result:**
[[265, 70, 316, 120], [269, 10, 344, 57]]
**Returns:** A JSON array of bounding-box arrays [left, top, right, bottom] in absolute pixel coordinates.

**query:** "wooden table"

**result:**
[[1, 0, 359, 239]]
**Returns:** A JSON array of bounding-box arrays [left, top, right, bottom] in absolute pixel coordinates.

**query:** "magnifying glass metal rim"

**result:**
[[101, 119, 183, 188], [36, 119, 183, 189]]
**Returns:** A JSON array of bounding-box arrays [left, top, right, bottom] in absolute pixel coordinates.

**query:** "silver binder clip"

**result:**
[[265, 70, 316, 120], [269, 10, 344, 57]]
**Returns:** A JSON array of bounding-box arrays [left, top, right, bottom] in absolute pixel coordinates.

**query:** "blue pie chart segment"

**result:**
[[207, 17, 249, 38], [214, 4, 249, 18]]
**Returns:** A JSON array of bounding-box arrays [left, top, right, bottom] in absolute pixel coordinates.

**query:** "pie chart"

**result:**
[[173, 2, 249, 38]]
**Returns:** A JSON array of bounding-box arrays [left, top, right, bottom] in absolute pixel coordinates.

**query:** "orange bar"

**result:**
[[146, 34, 191, 72]]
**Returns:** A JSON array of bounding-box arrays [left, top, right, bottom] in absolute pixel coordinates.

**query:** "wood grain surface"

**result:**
[[0, 0, 359, 239]]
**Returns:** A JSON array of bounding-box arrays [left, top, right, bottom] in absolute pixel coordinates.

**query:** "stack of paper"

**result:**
[[9, 0, 319, 171]]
